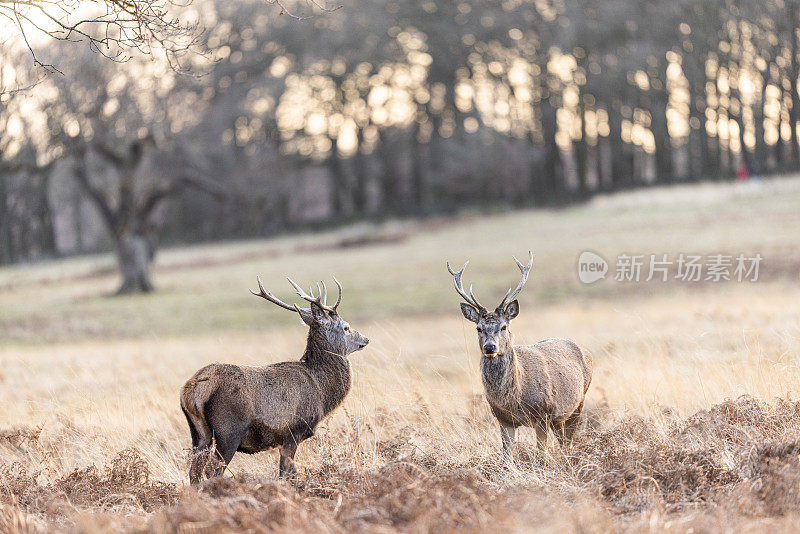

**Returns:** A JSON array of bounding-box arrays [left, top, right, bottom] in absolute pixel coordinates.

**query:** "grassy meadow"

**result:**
[[2, 177, 800, 532]]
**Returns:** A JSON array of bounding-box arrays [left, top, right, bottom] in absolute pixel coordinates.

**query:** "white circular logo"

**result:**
[[577, 251, 608, 284]]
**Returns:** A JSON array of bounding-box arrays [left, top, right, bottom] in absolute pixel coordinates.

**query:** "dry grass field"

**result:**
[[2, 178, 800, 532]]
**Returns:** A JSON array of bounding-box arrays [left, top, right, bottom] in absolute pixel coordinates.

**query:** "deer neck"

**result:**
[[481, 346, 523, 404], [302, 333, 353, 415]]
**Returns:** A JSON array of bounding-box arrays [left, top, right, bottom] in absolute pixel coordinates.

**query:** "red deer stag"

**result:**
[[446, 252, 592, 462], [181, 276, 368, 483]]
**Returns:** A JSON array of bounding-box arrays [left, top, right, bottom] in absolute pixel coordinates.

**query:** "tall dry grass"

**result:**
[[1, 177, 800, 531]]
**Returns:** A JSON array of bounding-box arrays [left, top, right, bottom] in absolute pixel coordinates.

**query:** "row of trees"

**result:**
[[2, 0, 800, 291]]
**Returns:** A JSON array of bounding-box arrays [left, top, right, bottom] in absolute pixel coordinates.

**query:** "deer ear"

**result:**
[[310, 301, 330, 323], [298, 308, 314, 326], [503, 299, 520, 320], [460, 303, 481, 323]]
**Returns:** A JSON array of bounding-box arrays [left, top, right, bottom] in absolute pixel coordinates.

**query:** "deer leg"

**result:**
[[499, 423, 515, 464], [209, 440, 239, 477], [279, 420, 314, 480], [184, 408, 205, 485], [189, 441, 213, 486], [562, 402, 584, 446], [551, 418, 568, 447], [183, 408, 200, 448], [533, 421, 549, 450], [208, 430, 244, 479], [279, 441, 299, 480], [185, 408, 218, 485]]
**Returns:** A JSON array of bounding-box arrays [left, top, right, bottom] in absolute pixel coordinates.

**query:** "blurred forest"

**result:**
[[1, 0, 799, 291]]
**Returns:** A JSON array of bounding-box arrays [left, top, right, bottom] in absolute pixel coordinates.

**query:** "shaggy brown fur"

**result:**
[[180, 277, 368, 483], [447, 253, 593, 461]]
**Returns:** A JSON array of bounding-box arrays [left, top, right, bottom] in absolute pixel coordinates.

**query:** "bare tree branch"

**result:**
[[262, 0, 342, 21], [138, 174, 226, 220], [1, 0, 342, 73], [71, 145, 119, 229], [0, 0, 206, 72]]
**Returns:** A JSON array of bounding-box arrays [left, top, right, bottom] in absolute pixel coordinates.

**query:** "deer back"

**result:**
[[515, 338, 593, 419]]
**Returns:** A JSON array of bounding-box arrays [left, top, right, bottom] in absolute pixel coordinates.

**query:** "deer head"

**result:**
[[250, 276, 369, 357], [446, 252, 533, 358]]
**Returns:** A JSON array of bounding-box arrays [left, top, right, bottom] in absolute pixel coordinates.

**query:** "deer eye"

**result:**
[[476, 327, 482, 333], [343, 325, 350, 332], [501, 325, 507, 332]]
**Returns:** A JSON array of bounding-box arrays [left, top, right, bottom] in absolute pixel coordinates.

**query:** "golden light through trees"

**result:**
[[3, 0, 800, 268]]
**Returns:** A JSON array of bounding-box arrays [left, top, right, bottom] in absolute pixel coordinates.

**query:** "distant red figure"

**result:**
[[736, 162, 749, 181]]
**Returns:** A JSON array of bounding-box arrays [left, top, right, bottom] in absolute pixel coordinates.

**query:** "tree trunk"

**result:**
[[574, 99, 589, 198], [652, 96, 673, 184], [754, 83, 767, 173], [74, 146, 157, 295], [378, 130, 401, 214], [708, 115, 722, 179], [775, 95, 786, 168], [115, 231, 154, 294], [410, 126, 429, 213], [353, 129, 370, 214], [695, 110, 711, 181], [790, 2, 800, 166], [734, 103, 752, 171], [595, 141, 607, 191], [608, 106, 634, 190], [0, 172, 13, 264], [685, 56, 710, 181], [538, 97, 563, 203], [526, 138, 544, 205], [328, 138, 347, 220], [720, 109, 734, 177], [35, 173, 56, 258]]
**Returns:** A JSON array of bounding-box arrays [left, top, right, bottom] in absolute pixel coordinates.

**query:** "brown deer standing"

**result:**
[[180, 276, 368, 483], [446, 252, 593, 462]]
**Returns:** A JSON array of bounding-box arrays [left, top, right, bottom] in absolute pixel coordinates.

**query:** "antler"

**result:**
[[330, 276, 343, 309], [497, 251, 533, 310], [250, 276, 302, 312], [250, 276, 342, 314], [287, 277, 339, 313], [446, 260, 486, 311]]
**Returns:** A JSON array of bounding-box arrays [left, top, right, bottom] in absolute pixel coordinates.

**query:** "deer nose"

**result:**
[[483, 344, 497, 355]]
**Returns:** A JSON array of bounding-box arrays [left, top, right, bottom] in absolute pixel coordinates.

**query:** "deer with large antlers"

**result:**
[[446, 252, 593, 462], [180, 275, 368, 483]]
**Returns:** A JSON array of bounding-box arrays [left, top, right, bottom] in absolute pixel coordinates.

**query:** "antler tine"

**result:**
[[320, 280, 328, 306], [514, 250, 534, 272], [250, 276, 302, 312], [287, 277, 336, 313], [331, 276, 343, 310], [498, 251, 534, 309], [315, 281, 324, 304], [468, 284, 482, 307], [288, 277, 316, 303], [446, 260, 485, 311]]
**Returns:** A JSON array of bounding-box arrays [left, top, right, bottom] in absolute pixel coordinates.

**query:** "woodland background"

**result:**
[[2, 0, 798, 291]]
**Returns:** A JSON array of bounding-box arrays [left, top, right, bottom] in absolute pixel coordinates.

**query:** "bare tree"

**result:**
[[43, 50, 225, 293], [69, 138, 222, 293]]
